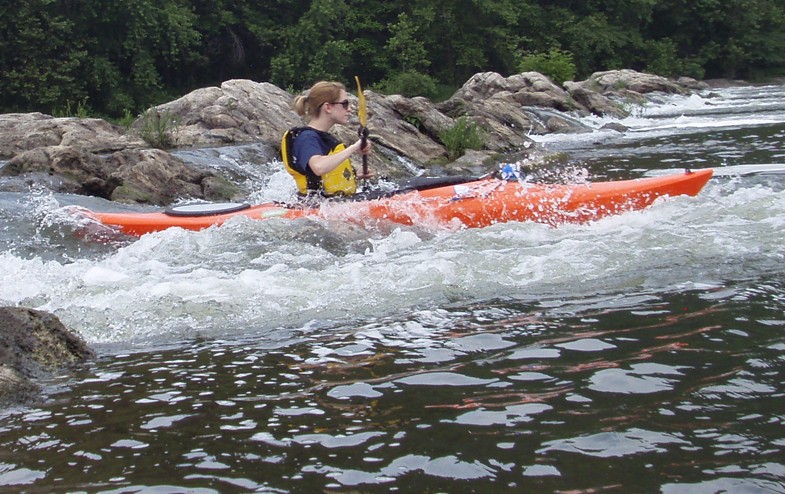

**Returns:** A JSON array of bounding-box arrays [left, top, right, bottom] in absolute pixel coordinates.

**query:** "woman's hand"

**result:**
[[351, 138, 372, 155], [352, 139, 373, 179]]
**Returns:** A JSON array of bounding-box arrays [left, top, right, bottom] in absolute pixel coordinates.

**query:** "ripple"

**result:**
[[523, 464, 561, 477], [450, 333, 517, 352], [327, 382, 384, 399], [0, 464, 46, 486], [110, 439, 149, 449], [540, 428, 689, 458], [588, 363, 684, 394], [662, 477, 785, 493], [291, 431, 385, 448], [506, 347, 562, 360], [451, 403, 552, 426], [395, 372, 497, 387], [555, 338, 617, 352], [699, 378, 777, 399], [140, 414, 193, 430]]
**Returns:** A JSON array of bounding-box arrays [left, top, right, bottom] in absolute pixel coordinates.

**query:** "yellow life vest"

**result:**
[[281, 127, 357, 196]]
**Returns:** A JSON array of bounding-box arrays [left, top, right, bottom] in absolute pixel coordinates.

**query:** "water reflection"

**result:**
[[1, 284, 784, 491]]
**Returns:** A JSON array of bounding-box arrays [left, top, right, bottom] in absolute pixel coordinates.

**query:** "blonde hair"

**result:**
[[293, 81, 346, 120]]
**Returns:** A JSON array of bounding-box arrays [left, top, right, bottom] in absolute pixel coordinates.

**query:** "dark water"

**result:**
[[1, 84, 785, 493]]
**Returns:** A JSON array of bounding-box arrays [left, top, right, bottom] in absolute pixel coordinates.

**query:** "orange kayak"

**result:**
[[87, 168, 713, 237]]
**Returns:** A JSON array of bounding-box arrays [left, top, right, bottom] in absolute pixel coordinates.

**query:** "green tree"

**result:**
[[518, 48, 576, 84], [270, 0, 356, 89], [410, 0, 524, 85], [386, 12, 430, 73], [188, 0, 300, 85], [647, 0, 785, 79], [0, 0, 87, 113], [70, 0, 202, 115], [2, 0, 785, 116]]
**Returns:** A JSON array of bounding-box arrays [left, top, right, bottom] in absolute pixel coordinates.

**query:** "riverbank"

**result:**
[[1, 70, 705, 205]]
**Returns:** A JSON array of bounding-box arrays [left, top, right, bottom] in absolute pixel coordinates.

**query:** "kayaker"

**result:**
[[281, 81, 372, 198]]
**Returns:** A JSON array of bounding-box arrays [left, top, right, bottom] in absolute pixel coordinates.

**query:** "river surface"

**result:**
[[1, 83, 785, 493]]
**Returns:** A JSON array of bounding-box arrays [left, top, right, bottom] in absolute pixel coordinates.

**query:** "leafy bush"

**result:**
[[374, 70, 440, 99], [518, 48, 577, 85], [52, 98, 91, 118], [643, 39, 706, 80], [138, 108, 180, 149], [439, 116, 485, 161]]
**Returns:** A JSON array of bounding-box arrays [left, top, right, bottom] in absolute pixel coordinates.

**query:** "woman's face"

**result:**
[[325, 89, 352, 125]]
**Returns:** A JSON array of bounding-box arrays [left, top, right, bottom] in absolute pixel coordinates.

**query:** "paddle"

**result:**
[[354, 76, 370, 178]]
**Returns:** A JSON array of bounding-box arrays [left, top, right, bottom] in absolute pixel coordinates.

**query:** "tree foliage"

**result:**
[[1, 0, 783, 116]]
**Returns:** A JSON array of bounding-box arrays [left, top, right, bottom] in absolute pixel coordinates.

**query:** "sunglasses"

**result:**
[[330, 100, 350, 110]]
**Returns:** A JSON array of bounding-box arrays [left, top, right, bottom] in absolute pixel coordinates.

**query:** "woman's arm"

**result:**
[[308, 139, 371, 176]]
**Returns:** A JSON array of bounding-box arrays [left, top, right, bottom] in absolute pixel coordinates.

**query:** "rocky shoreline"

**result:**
[[0, 69, 710, 205]]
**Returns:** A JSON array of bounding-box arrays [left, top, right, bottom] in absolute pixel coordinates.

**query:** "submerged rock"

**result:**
[[0, 307, 95, 406]]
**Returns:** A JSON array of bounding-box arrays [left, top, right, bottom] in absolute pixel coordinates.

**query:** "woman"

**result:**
[[281, 81, 372, 197]]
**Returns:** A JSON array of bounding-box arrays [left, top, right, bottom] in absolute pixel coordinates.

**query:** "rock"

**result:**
[[0, 113, 146, 160], [149, 79, 302, 148], [0, 366, 37, 404], [2, 145, 112, 195], [0, 307, 95, 406], [446, 71, 581, 114], [448, 72, 567, 107], [449, 149, 499, 174], [601, 122, 630, 133], [563, 81, 630, 118], [2, 146, 241, 205], [442, 71, 594, 137], [703, 78, 750, 88], [351, 92, 451, 166], [456, 95, 541, 148], [677, 77, 710, 91], [106, 148, 241, 204], [581, 69, 689, 95]]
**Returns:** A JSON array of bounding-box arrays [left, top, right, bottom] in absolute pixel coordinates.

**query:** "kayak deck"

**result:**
[[87, 168, 714, 236]]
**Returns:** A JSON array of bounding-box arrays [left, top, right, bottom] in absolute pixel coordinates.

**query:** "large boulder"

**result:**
[[149, 79, 302, 147], [446, 72, 571, 110], [584, 69, 690, 95], [563, 81, 630, 118], [0, 307, 94, 406], [0, 113, 145, 160], [439, 71, 592, 138], [342, 91, 451, 166], [2, 145, 241, 204]]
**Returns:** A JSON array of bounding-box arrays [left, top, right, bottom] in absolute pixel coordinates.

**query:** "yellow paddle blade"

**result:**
[[355, 75, 367, 127]]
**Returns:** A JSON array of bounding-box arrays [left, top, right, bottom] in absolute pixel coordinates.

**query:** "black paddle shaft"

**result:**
[[360, 126, 370, 176]]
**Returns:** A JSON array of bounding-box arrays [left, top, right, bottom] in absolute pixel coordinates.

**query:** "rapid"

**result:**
[[1, 83, 784, 493]]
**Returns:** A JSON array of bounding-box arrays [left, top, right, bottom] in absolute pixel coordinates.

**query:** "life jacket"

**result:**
[[281, 127, 357, 196]]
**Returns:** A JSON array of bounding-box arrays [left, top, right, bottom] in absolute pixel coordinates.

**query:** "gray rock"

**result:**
[[580, 69, 689, 95], [563, 81, 630, 118], [0, 307, 95, 406], [2, 146, 241, 205], [150, 79, 302, 148], [0, 113, 146, 160]]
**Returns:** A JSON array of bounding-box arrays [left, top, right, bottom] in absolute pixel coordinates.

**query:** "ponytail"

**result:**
[[292, 81, 346, 121]]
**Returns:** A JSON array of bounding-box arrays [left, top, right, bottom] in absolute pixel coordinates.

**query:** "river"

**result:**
[[1, 83, 784, 493]]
